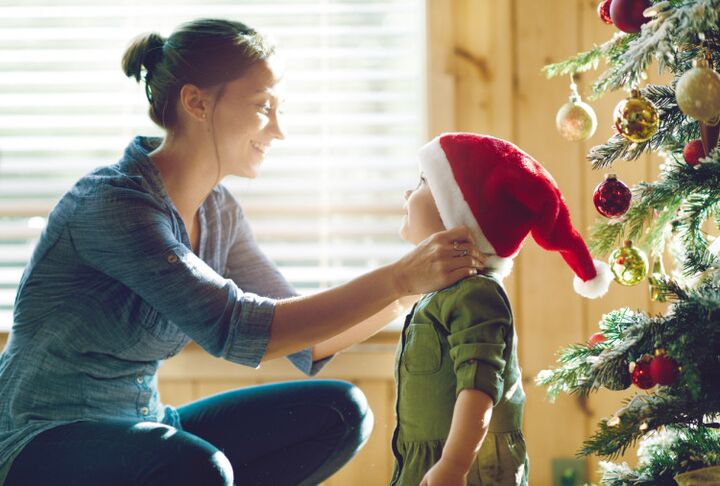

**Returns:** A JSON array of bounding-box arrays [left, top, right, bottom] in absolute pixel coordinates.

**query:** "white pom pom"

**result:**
[[573, 260, 613, 299]]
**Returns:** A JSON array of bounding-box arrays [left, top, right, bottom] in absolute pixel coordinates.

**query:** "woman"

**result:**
[[0, 19, 483, 485]]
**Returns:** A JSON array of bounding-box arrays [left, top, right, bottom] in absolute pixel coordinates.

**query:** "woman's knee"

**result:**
[[144, 428, 234, 486], [172, 448, 233, 486], [321, 380, 374, 447]]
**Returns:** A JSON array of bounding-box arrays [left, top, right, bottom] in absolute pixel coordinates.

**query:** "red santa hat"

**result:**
[[418, 132, 612, 299]]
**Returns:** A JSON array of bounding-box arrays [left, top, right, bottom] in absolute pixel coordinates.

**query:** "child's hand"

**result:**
[[419, 457, 468, 486]]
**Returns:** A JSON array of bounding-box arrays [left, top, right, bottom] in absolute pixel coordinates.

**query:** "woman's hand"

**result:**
[[391, 225, 485, 296], [265, 226, 484, 360], [419, 457, 468, 486]]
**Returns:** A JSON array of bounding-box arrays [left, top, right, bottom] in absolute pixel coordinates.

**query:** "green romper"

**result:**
[[390, 274, 529, 486]]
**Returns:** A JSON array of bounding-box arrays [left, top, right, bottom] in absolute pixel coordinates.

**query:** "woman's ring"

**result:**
[[452, 241, 468, 257], [454, 247, 468, 257]]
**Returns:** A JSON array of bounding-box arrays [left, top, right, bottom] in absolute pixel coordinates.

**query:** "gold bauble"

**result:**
[[556, 99, 598, 141], [648, 256, 667, 302], [675, 466, 720, 486], [676, 58, 720, 123], [613, 89, 659, 143], [609, 240, 648, 286]]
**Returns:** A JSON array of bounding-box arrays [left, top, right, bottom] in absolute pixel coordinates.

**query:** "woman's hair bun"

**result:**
[[121, 32, 166, 82]]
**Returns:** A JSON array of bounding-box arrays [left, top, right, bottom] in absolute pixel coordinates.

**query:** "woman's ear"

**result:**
[[178, 84, 210, 122]]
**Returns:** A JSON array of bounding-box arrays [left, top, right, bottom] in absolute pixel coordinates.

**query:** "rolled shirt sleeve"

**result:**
[[69, 183, 274, 368], [437, 278, 512, 404], [223, 189, 334, 376]]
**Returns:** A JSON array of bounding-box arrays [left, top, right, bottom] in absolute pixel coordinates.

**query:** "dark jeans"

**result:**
[[5, 379, 373, 486]]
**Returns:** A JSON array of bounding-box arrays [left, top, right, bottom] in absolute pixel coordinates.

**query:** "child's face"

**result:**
[[400, 175, 446, 244]]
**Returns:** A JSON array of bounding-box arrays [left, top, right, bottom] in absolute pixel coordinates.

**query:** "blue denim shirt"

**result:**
[[0, 136, 330, 480]]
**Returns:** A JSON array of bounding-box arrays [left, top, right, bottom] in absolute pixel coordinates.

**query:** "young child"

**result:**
[[391, 133, 613, 486]]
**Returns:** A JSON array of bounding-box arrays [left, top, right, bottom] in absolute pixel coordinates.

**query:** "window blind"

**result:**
[[0, 0, 426, 330]]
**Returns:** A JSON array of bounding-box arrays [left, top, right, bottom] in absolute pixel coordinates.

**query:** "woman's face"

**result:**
[[209, 56, 286, 178], [399, 175, 446, 244]]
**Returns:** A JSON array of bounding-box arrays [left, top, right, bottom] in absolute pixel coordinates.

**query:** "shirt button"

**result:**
[[136, 376, 144, 384], [166, 253, 178, 264], [140, 407, 150, 416]]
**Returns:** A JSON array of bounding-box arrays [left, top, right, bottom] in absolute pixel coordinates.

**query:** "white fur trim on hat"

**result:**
[[573, 260, 613, 299], [484, 255, 515, 280], [418, 135, 517, 280]]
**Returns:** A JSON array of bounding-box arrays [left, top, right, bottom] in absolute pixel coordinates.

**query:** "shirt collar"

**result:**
[[123, 135, 174, 208]]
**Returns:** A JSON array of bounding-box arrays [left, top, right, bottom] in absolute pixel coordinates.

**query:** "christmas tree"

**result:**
[[536, 1, 720, 484]]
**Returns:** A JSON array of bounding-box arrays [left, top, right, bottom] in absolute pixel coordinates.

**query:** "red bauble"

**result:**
[[649, 354, 679, 385], [597, 0, 614, 24], [683, 139, 706, 166], [593, 174, 632, 218], [588, 332, 607, 347], [631, 359, 656, 389], [609, 0, 651, 33]]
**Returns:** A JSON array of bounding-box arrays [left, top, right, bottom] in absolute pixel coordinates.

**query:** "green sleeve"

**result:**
[[436, 278, 512, 404]]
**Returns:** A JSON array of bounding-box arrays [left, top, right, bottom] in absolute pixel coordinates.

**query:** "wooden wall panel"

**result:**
[[513, 1, 589, 484], [157, 381, 195, 407], [426, 0, 456, 137], [449, 0, 514, 140]]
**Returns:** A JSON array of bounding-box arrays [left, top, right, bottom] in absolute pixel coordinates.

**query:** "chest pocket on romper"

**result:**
[[403, 323, 442, 374]]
